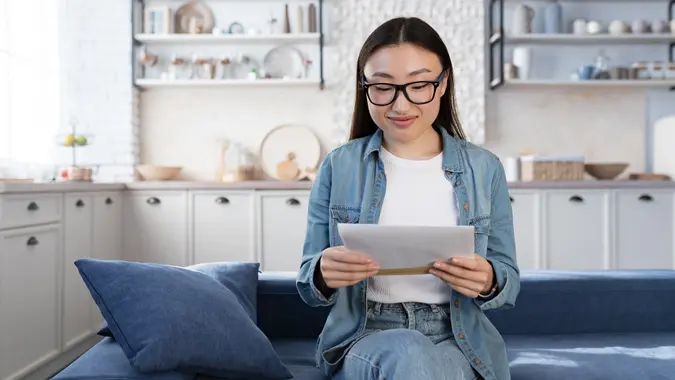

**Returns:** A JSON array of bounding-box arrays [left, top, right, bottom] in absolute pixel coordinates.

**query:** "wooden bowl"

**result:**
[[584, 163, 629, 180], [136, 165, 182, 181]]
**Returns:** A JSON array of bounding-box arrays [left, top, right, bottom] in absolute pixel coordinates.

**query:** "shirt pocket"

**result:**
[[470, 215, 490, 255], [329, 205, 361, 246]]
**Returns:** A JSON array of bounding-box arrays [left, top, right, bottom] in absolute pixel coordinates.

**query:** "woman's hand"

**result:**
[[319, 246, 380, 289], [429, 254, 496, 298]]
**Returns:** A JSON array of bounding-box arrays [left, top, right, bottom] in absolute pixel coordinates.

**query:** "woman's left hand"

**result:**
[[429, 254, 495, 298]]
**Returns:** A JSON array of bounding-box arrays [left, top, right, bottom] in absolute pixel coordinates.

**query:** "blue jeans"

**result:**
[[333, 301, 479, 380]]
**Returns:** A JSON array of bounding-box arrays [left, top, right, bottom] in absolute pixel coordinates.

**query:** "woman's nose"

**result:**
[[391, 90, 412, 112]]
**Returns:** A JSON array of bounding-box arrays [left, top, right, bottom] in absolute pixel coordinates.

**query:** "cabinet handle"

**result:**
[[569, 195, 584, 203], [105, 197, 113, 205], [75, 199, 85, 207], [146, 197, 161, 205], [27, 202, 39, 211], [638, 194, 654, 202], [27, 236, 39, 246], [509, 196, 514, 203], [286, 198, 301, 206], [215, 197, 230, 205]]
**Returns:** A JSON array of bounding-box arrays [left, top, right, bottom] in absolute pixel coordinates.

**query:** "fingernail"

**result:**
[[433, 262, 442, 268]]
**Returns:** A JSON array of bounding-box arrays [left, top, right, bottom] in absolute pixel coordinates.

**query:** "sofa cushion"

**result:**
[[505, 332, 675, 380], [75, 259, 292, 379], [98, 261, 260, 338], [52, 338, 194, 380], [197, 339, 326, 380]]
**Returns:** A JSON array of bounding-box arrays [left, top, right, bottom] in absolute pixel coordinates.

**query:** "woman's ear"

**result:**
[[440, 70, 449, 96]]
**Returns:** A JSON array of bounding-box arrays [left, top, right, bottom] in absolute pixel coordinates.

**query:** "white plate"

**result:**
[[259, 124, 322, 180]]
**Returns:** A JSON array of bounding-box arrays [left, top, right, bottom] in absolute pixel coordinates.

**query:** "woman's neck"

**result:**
[[382, 127, 442, 160]]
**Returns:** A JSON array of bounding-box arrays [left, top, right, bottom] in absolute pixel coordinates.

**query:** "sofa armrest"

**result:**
[[487, 270, 675, 335], [257, 272, 329, 339]]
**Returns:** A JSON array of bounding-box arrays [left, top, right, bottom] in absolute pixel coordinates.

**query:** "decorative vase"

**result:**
[[543, 0, 562, 34], [513, 47, 532, 80]]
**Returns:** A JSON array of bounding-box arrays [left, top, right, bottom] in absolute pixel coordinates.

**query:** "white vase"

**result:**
[[512, 47, 532, 80]]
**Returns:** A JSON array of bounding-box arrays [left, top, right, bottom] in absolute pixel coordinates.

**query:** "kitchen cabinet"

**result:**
[[0, 225, 60, 380], [90, 192, 123, 331], [614, 190, 674, 269], [257, 192, 309, 271], [192, 191, 255, 264], [544, 190, 610, 270], [62, 194, 94, 350], [0, 193, 60, 229], [123, 191, 188, 266], [509, 190, 541, 270]]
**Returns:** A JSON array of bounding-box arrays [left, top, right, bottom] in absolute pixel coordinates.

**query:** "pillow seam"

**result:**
[[78, 267, 137, 354]]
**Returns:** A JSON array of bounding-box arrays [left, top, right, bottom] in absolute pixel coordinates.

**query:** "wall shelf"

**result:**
[[131, 0, 326, 90], [488, 0, 675, 90], [503, 79, 675, 88], [502, 33, 675, 45], [135, 78, 321, 88], [135, 33, 321, 44]]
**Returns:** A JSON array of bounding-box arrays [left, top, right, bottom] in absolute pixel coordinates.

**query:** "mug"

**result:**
[[577, 65, 594, 80], [572, 19, 587, 35], [504, 63, 519, 80]]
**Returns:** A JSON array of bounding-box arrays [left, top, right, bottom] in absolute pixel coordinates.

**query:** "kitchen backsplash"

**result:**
[[140, 86, 647, 181]]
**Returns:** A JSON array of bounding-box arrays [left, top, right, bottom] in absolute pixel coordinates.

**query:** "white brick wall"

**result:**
[[56, 0, 138, 182]]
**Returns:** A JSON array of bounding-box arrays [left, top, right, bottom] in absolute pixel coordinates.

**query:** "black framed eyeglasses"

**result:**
[[360, 72, 446, 106]]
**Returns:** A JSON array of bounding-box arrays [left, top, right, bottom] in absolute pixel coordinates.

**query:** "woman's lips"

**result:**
[[388, 116, 417, 127]]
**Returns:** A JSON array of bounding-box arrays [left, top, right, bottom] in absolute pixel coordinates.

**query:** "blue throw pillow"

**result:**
[[96, 261, 259, 338], [75, 259, 292, 379]]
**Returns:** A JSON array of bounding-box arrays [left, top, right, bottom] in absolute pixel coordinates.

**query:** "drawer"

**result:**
[[0, 193, 61, 229]]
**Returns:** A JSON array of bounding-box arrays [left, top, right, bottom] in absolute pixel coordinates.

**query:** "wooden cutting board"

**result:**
[[0, 178, 33, 182]]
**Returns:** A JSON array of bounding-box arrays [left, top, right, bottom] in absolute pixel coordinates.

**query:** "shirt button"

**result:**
[[459, 333, 465, 339], [475, 359, 482, 365], [463, 203, 469, 210], [454, 299, 460, 307]]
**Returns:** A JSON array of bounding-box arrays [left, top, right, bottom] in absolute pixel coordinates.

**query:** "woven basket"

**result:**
[[520, 157, 585, 181]]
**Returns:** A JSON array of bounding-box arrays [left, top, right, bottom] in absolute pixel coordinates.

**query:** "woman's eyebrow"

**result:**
[[369, 68, 432, 79]]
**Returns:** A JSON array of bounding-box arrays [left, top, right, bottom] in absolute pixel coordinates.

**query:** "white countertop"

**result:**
[[2, 179, 675, 194]]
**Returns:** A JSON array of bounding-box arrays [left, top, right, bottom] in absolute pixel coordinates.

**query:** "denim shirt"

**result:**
[[296, 127, 520, 380]]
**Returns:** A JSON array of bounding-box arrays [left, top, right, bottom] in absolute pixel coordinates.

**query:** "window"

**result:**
[[0, 1, 60, 165]]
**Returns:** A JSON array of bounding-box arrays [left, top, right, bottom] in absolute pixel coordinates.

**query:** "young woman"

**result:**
[[296, 17, 519, 380]]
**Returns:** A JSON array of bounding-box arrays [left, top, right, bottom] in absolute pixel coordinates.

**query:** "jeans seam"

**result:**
[[347, 352, 382, 379]]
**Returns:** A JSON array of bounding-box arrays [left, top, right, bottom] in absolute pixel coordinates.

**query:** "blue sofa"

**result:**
[[54, 270, 675, 380]]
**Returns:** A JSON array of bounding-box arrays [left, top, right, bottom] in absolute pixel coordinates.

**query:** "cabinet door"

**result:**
[[123, 191, 188, 266], [91, 192, 123, 331], [0, 226, 60, 380], [63, 194, 94, 349], [509, 190, 541, 270], [192, 192, 255, 265], [258, 192, 309, 272], [544, 190, 610, 270], [614, 190, 674, 269]]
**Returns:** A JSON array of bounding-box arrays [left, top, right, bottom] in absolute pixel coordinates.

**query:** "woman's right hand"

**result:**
[[319, 246, 380, 289]]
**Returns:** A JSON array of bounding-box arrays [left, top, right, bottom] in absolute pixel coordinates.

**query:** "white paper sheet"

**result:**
[[337, 224, 475, 272]]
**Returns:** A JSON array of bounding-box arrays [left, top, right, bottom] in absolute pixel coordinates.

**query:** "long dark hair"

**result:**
[[348, 17, 466, 141]]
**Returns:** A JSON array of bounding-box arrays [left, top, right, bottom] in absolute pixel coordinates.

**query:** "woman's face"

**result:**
[[362, 43, 447, 145]]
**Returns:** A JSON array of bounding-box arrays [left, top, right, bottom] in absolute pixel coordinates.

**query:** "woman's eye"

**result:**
[[410, 83, 431, 91], [374, 86, 393, 92]]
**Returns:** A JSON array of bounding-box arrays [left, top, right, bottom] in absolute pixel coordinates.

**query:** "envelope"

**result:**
[[337, 224, 475, 275]]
